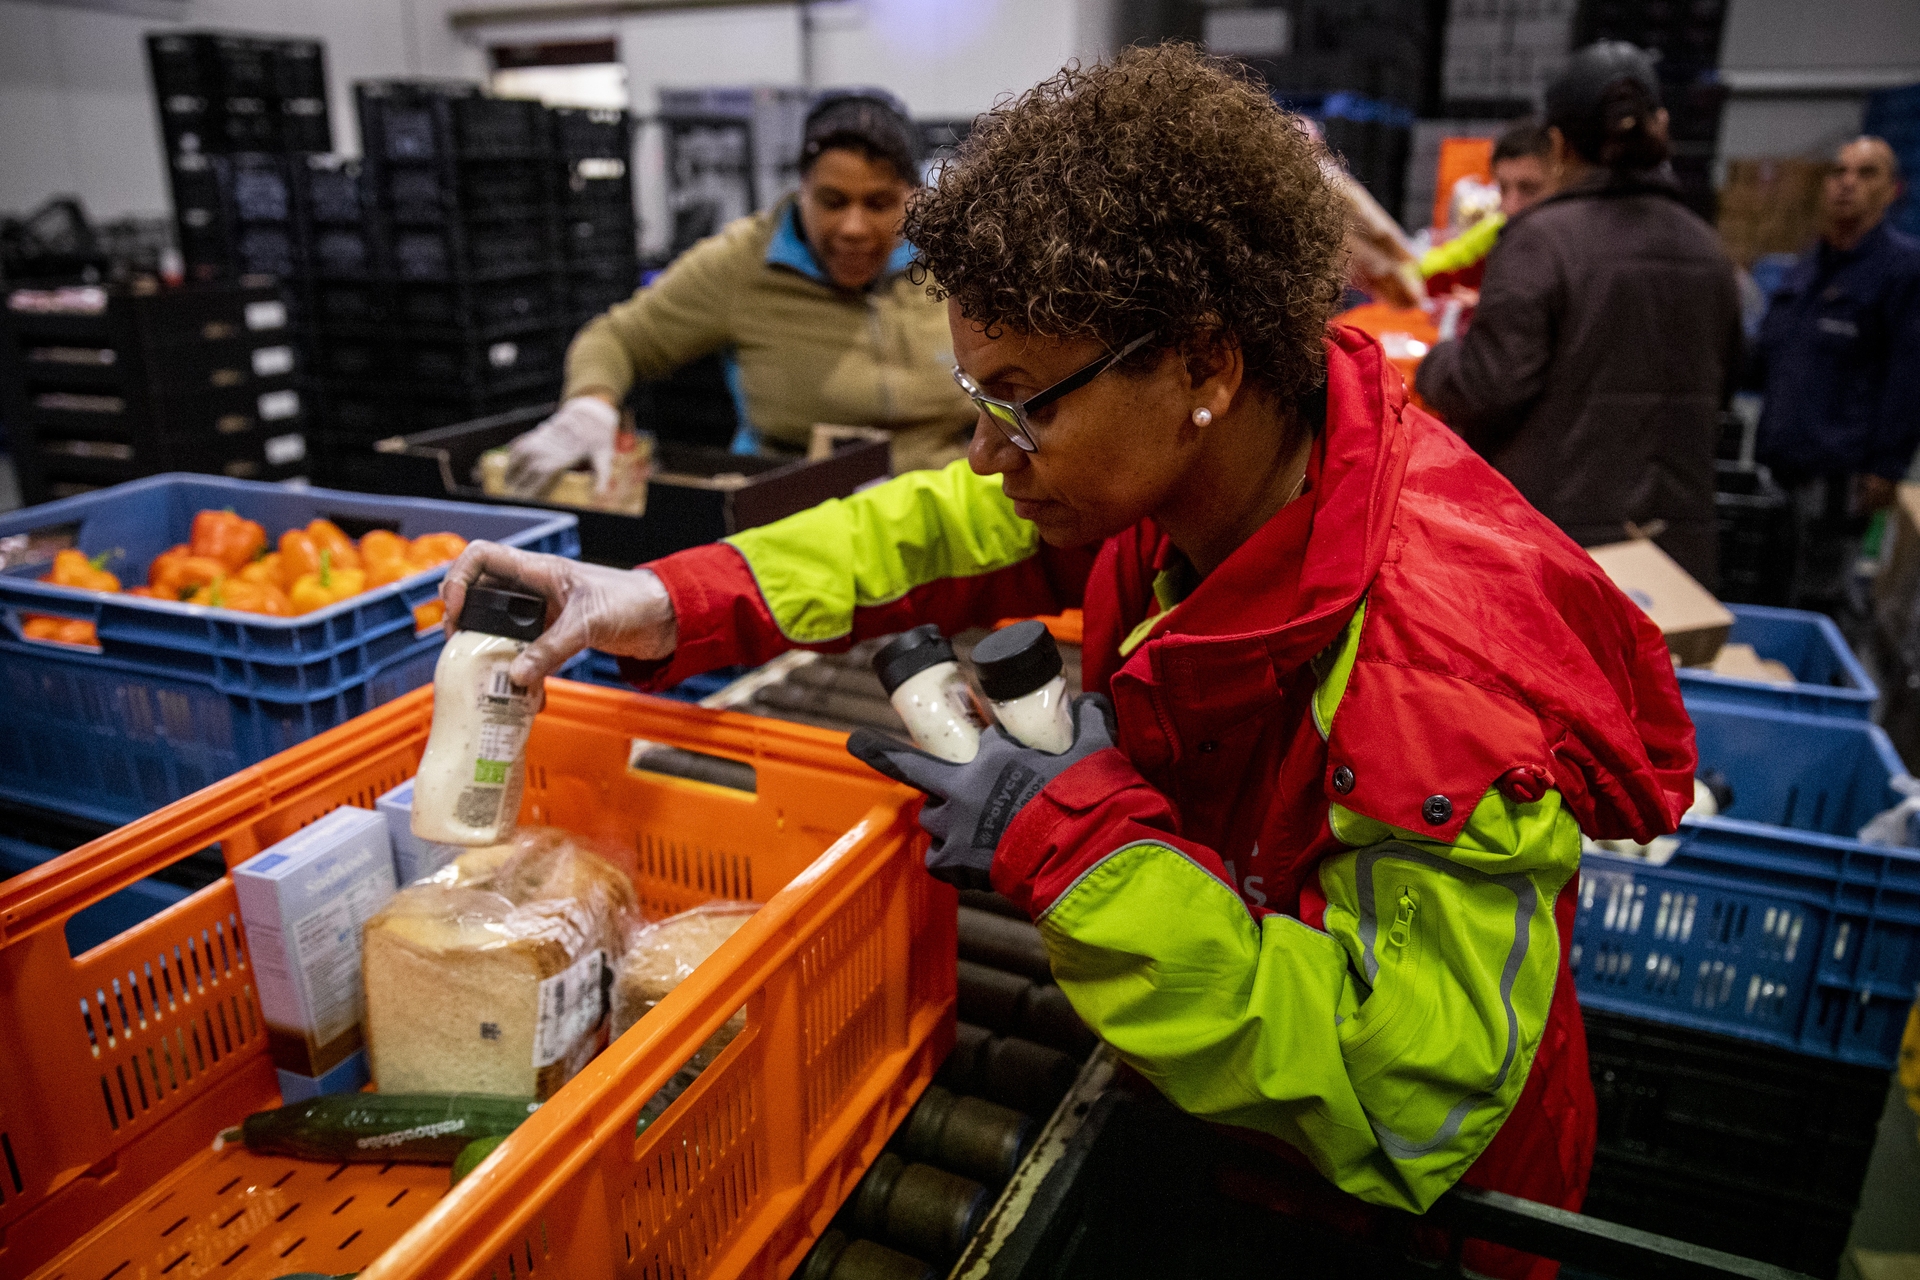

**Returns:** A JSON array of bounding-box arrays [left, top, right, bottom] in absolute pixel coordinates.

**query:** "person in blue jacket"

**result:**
[[1750, 135, 1920, 610]]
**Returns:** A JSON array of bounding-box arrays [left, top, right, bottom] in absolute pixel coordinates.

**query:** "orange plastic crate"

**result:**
[[0, 679, 955, 1280]]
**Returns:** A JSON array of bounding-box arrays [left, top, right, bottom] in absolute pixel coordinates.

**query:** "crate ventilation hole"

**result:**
[[76, 916, 257, 1131]]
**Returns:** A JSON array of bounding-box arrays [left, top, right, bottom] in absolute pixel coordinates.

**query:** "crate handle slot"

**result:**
[[627, 739, 756, 794]]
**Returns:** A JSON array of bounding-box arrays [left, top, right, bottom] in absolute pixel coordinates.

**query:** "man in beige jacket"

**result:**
[[505, 90, 974, 495]]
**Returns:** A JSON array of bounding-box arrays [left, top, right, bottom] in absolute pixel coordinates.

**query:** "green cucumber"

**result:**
[[225, 1093, 539, 1165], [450, 1133, 508, 1186]]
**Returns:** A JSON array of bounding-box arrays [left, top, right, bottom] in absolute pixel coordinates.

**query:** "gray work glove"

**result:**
[[440, 540, 677, 687], [504, 395, 620, 498], [846, 695, 1118, 890]]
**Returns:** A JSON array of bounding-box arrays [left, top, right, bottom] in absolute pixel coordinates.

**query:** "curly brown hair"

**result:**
[[906, 43, 1349, 404]]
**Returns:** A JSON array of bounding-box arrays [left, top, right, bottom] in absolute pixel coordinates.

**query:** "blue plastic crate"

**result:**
[[1574, 702, 1920, 1068], [1676, 604, 1876, 720], [577, 648, 746, 703], [0, 474, 578, 825]]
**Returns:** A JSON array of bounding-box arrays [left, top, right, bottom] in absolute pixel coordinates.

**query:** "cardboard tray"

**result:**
[[331, 401, 892, 565]]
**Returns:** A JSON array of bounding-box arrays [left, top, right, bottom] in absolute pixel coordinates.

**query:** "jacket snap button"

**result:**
[[1332, 765, 1355, 794], [1198, 740, 1218, 754], [1422, 794, 1453, 825]]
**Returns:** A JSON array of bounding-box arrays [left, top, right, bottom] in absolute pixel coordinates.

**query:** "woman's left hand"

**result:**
[[847, 695, 1117, 890]]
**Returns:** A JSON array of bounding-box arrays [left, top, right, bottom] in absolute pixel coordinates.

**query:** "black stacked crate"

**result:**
[[0, 282, 312, 505], [1581, 1008, 1887, 1278], [307, 82, 577, 455], [551, 107, 641, 328], [148, 31, 335, 287], [147, 31, 332, 159], [1574, 0, 1731, 219]]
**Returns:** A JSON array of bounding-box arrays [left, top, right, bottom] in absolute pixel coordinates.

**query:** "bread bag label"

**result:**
[[532, 947, 608, 1068]]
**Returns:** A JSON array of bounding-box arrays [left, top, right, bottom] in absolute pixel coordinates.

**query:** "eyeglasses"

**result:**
[[952, 331, 1158, 453]]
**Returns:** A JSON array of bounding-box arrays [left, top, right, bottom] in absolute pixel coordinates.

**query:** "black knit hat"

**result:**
[[803, 89, 920, 184]]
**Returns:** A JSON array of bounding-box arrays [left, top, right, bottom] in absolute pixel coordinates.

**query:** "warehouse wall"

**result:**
[[0, 0, 1117, 243], [0, 0, 484, 219], [1716, 0, 1920, 161]]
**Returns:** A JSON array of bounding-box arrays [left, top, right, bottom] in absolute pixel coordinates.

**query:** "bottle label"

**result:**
[[453, 657, 534, 829]]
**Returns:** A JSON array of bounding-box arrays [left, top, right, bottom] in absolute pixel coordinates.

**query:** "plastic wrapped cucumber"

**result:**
[[219, 1093, 539, 1164]]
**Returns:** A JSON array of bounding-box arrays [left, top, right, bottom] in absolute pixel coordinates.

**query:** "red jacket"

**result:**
[[634, 329, 1694, 1272]]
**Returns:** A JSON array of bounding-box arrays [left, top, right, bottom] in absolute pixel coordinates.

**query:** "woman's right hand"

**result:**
[[440, 541, 678, 686]]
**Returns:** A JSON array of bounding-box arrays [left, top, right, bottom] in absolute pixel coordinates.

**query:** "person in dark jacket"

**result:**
[[1748, 136, 1920, 610], [1417, 42, 1743, 586]]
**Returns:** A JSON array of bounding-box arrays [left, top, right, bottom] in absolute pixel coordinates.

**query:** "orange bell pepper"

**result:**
[[188, 577, 293, 616], [279, 529, 324, 586], [360, 529, 412, 588], [288, 551, 367, 615], [22, 615, 96, 645], [190, 509, 268, 571], [148, 545, 229, 601], [306, 519, 363, 571], [238, 552, 284, 587], [405, 531, 467, 570], [42, 548, 121, 593]]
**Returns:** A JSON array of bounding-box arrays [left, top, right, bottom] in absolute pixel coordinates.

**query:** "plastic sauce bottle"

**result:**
[[411, 587, 547, 846], [873, 625, 986, 763], [971, 620, 1074, 754]]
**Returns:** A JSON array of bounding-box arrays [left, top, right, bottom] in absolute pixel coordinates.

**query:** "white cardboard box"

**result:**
[[233, 806, 396, 1097], [376, 779, 464, 885]]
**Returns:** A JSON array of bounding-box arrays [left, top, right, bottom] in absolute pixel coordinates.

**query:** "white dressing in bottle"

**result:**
[[971, 619, 1074, 754], [411, 586, 547, 846], [873, 624, 987, 763]]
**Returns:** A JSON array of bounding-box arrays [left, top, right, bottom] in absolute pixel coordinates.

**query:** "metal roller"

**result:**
[[796, 1228, 935, 1280], [850, 1152, 990, 1262], [956, 905, 1053, 983], [937, 1022, 1080, 1115], [900, 1084, 1033, 1185], [957, 959, 1030, 1032]]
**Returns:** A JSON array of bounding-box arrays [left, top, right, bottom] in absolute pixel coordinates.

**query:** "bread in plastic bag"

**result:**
[[365, 829, 641, 1099], [612, 901, 759, 1060]]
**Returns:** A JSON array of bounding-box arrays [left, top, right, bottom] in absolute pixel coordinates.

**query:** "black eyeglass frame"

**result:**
[[952, 331, 1159, 453]]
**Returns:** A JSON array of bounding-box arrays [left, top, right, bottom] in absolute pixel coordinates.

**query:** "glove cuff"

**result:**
[[563, 395, 621, 431]]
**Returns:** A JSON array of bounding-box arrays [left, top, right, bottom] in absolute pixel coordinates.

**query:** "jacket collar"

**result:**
[[765, 198, 917, 287], [1113, 330, 1411, 755], [1512, 164, 1688, 229]]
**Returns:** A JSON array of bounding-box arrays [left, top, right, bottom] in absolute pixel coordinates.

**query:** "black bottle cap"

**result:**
[[971, 620, 1062, 703], [457, 586, 547, 642], [874, 624, 958, 697]]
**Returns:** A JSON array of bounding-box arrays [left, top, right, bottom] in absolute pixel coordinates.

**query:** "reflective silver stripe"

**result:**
[[1033, 839, 1256, 930], [1351, 841, 1541, 1160]]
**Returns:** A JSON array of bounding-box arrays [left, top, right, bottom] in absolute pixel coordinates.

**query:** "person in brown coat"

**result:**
[[1417, 42, 1742, 586]]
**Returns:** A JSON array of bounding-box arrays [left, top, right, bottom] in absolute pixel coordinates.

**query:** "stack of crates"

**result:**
[[0, 282, 310, 505], [148, 31, 334, 283], [312, 85, 639, 454], [552, 106, 642, 331], [1571, 606, 1915, 1277]]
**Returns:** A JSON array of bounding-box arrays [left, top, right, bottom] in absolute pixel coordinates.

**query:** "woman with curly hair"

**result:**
[[442, 45, 1693, 1265]]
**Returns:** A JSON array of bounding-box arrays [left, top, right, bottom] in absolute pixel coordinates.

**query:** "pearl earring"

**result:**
[[1192, 408, 1213, 427]]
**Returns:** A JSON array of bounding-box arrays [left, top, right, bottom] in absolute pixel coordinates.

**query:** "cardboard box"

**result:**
[[233, 806, 396, 1092], [1589, 539, 1735, 667], [1873, 483, 1920, 658], [376, 778, 463, 885], [1708, 642, 1796, 686]]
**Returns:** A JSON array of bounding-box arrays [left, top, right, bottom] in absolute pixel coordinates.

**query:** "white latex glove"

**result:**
[[441, 540, 678, 687], [504, 395, 620, 498]]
